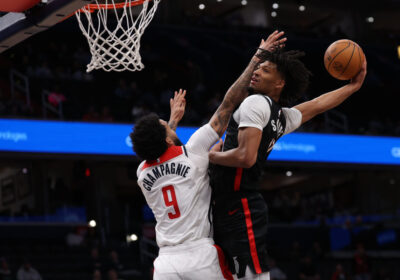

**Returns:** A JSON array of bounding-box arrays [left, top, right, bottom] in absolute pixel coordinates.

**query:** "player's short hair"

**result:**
[[130, 113, 168, 161], [257, 49, 312, 106]]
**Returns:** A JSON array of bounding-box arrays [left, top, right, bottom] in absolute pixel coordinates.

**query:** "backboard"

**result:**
[[0, 0, 91, 53]]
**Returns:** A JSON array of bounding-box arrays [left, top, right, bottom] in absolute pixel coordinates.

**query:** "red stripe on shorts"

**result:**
[[233, 168, 243, 191], [241, 198, 262, 274], [213, 245, 234, 280]]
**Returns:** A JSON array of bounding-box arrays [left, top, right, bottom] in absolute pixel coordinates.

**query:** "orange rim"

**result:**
[[80, 0, 148, 13], [62, 0, 149, 22]]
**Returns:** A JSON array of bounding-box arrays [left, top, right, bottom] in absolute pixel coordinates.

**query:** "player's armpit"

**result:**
[[293, 99, 321, 125], [209, 127, 262, 168]]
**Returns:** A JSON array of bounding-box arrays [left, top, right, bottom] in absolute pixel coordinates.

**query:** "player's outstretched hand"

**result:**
[[350, 59, 367, 91], [258, 30, 287, 53], [169, 89, 186, 130]]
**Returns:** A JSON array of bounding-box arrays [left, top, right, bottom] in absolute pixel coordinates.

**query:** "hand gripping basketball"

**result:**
[[350, 59, 367, 91]]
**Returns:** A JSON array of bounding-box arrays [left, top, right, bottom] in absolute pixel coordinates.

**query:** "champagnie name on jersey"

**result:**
[[142, 163, 191, 191]]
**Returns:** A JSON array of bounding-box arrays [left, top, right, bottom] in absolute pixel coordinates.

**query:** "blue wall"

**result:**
[[1, 119, 400, 165]]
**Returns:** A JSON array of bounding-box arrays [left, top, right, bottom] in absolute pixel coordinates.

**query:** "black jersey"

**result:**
[[210, 94, 300, 277], [210, 94, 286, 196]]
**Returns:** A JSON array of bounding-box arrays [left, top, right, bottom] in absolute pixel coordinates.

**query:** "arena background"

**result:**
[[0, 0, 400, 279]]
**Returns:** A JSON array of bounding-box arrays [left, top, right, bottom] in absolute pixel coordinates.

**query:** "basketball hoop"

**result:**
[[75, 0, 161, 72]]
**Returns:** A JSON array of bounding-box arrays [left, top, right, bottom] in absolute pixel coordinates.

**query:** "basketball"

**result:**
[[324, 39, 365, 80]]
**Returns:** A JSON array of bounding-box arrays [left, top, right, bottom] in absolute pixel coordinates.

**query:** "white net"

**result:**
[[75, 0, 160, 72]]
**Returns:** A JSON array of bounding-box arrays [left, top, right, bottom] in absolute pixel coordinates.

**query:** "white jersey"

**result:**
[[137, 124, 219, 247], [232, 94, 302, 135]]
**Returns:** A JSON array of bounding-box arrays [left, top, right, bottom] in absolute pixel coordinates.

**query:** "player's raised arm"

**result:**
[[294, 60, 367, 124], [168, 89, 186, 131], [209, 31, 287, 137]]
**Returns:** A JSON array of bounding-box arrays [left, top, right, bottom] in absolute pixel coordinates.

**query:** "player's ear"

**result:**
[[276, 79, 285, 90], [165, 137, 174, 146]]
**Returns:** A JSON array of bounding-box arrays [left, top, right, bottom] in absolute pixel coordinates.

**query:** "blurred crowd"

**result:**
[[0, 21, 399, 137], [0, 225, 140, 280]]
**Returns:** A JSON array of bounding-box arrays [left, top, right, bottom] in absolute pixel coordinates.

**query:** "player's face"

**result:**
[[250, 61, 284, 94], [159, 120, 183, 146]]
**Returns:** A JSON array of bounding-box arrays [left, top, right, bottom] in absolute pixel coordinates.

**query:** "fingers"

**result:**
[[266, 30, 279, 40], [271, 30, 285, 41], [176, 89, 186, 105], [171, 89, 187, 111], [267, 30, 285, 42], [180, 98, 186, 106], [259, 30, 287, 51], [271, 35, 286, 45], [272, 38, 286, 49], [278, 37, 287, 44], [174, 89, 186, 97], [173, 89, 186, 100]]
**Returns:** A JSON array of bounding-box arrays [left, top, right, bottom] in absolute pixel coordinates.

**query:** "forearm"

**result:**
[[168, 119, 178, 131], [295, 83, 359, 124], [209, 55, 261, 136], [209, 148, 247, 167], [210, 146, 257, 168], [224, 55, 261, 107], [313, 84, 358, 113]]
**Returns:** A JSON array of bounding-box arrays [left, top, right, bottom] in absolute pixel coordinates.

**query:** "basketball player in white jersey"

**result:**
[[130, 31, 287, 280]]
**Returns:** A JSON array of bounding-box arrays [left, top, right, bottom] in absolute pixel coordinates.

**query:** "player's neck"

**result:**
[[252, 88, 280, 103], [264, 92, 280, 103]]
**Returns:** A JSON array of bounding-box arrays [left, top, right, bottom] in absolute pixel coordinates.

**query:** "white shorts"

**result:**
[[154, 238, 233, 280]]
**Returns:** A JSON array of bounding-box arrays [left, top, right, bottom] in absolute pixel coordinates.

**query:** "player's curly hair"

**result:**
[[256, 49, 312, 106], [130, 113, 168, 161]]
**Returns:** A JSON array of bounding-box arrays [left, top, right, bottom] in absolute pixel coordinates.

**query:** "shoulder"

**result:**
[[236, 95, 272, 129], [238, 94, 271, 114], [242, 94, 270, 106], [136, 161, 146, 178]]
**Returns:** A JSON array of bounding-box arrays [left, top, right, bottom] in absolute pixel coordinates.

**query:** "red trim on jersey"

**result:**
[[241, 198, 262, 274], [142, 146, 183, 170], [233, 168, 243, 191], [213, 245, 234, 280]]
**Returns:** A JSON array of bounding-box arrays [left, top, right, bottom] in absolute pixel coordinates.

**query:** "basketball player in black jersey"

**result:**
[[209, 33, 367, 279]]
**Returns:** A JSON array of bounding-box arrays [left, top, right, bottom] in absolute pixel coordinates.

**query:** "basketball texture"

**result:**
[[324, 39, 365, 80]]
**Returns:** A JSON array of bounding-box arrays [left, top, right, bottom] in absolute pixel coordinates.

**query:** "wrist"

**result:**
[[209, 151, 216, 163], [251, 55, 261, 65], [169, 115, 179, 122], [346, 82, 360, 93], [168, 119, 178, 129], [254, 48, 271, 59]]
